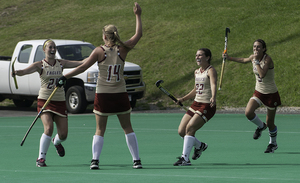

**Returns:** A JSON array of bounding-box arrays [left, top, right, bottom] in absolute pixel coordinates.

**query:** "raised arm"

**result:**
[[123, 2, 142, 49]]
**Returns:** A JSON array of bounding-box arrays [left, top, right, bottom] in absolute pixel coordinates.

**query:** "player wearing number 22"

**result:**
[[222, 39, 281, 153], [12, 39, 86, 167], [173, 48, 217, 166], [57, 2, 143, 169]]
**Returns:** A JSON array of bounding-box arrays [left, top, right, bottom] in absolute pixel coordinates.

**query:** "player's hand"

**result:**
[[56, 76, 67, 87], [222, 53, 228, 59], [133, 2, 141, 16], [210, 97, 216, 107]]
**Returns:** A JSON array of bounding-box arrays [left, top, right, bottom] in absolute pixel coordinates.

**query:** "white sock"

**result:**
[[269, 126, 277, 145], [92, 135, 104, 160], [125, 132, 140, 161], [38, 133, 51, 160], [194, 137, 202, 149], [182, 135, 195, 161], [250, 115, 264, 128], [53, 134, 64, 145]]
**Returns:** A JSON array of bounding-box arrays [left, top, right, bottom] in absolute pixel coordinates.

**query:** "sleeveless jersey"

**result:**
[[96, 45, 126, 93], [38, 59, 65, 101], [252, 55, 278, 94], [194, 65, 212, 103]]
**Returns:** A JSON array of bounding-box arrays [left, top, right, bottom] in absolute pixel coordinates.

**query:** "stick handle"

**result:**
[[20, 87, 59, 146], [157, 84, 188, 111], [11, 57, 18, 89], [218, 58, 226, 90]]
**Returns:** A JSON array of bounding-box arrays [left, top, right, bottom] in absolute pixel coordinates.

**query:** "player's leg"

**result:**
[[264, 108, 278, 153], [245, 98, 267, 139], [90, 114, 108, 169], [174, 114, 205, 166], [37, 112, 54, 167], [118, 113, 142, 168], [53, 116, 68, 157], [178, 114, 192, 138]]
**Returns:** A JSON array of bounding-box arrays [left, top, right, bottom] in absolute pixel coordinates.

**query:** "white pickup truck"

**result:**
[[0, 40, 145, 113]]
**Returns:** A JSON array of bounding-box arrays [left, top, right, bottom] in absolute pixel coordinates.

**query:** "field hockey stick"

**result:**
[[20, 87, 59, 146], [155, 80, 188, 111], [11, 57, 18, 89], [218, 27, 230, 90]]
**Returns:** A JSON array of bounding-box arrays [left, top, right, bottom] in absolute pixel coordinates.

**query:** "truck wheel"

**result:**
[[66, 86, 87, 114], [13, 99, 34, 108], [130, 99, 136, 109]]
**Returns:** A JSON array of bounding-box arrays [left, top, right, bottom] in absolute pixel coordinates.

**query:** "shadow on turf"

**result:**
[[276, 152, 300, 154], [42, 161, 300, 170]]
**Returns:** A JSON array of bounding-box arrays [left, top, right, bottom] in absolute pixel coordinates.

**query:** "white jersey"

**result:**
[[95, 45, 126, 93], [252, 55, 278, 94], [194, 65, 212, 103], [38, 59, 65, 101]]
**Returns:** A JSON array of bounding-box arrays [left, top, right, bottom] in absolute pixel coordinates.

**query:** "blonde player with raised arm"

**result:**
[[173, 48, 217, 166], [12, 39, 86, 167], [222, 39, 281, 153], [57, 2, 143, 169]]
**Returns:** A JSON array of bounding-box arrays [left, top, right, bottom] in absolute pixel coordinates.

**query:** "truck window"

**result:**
[[19, 45, 32, 63], [57, 44, 95, 61], [34, 45, 45, 62]]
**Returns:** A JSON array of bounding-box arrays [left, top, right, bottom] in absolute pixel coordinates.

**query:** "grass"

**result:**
[[1, 0, 300, 109]]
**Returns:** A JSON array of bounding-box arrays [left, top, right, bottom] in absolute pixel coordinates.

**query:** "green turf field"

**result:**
[[1, 112, 299, 183]]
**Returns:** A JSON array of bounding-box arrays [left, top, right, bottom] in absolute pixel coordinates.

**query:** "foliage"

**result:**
[[1, 0, 299, 108]]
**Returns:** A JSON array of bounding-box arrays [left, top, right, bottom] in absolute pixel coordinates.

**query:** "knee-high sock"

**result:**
[[194, 137, 202, 149], [38, 133, 51, 160], [181, 136, 201, 149], [92, 135, 104, 160], [53, 134, 64, 145], [125, 132, 140, 161], [250, 115, 264, 128], [182, 135, 195, 161], [269, 126, 277, 145]]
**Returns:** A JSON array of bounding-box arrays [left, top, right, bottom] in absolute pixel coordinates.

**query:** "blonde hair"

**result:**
[[102, 25, 130, 49]]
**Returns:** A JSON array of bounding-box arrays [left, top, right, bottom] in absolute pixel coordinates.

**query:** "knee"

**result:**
[[44, 127, 53, 136], [185, 128, 196, 136], [59, 134, 68, 141], [245, 110, 255, 120], [178, 130, 185, 138]]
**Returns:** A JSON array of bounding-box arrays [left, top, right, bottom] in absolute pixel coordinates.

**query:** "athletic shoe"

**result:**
[[133, 160, 142, 169], [264, 144, 278, 153], [253, 122, 267, 140], [192, 142, 208, 160], [90, 159, 99, 169], [36, 158, 47, 167], [52, 138, 65, 157], [173, 157, 191, 166]]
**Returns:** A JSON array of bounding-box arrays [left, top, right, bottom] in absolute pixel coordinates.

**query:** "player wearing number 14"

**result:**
[[57, 2, 143, 169]]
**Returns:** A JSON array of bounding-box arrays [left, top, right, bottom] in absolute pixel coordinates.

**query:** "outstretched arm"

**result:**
[[222, 53, 252, 63], [12, 61, 41, 77], [63, 48, 100, 79]]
